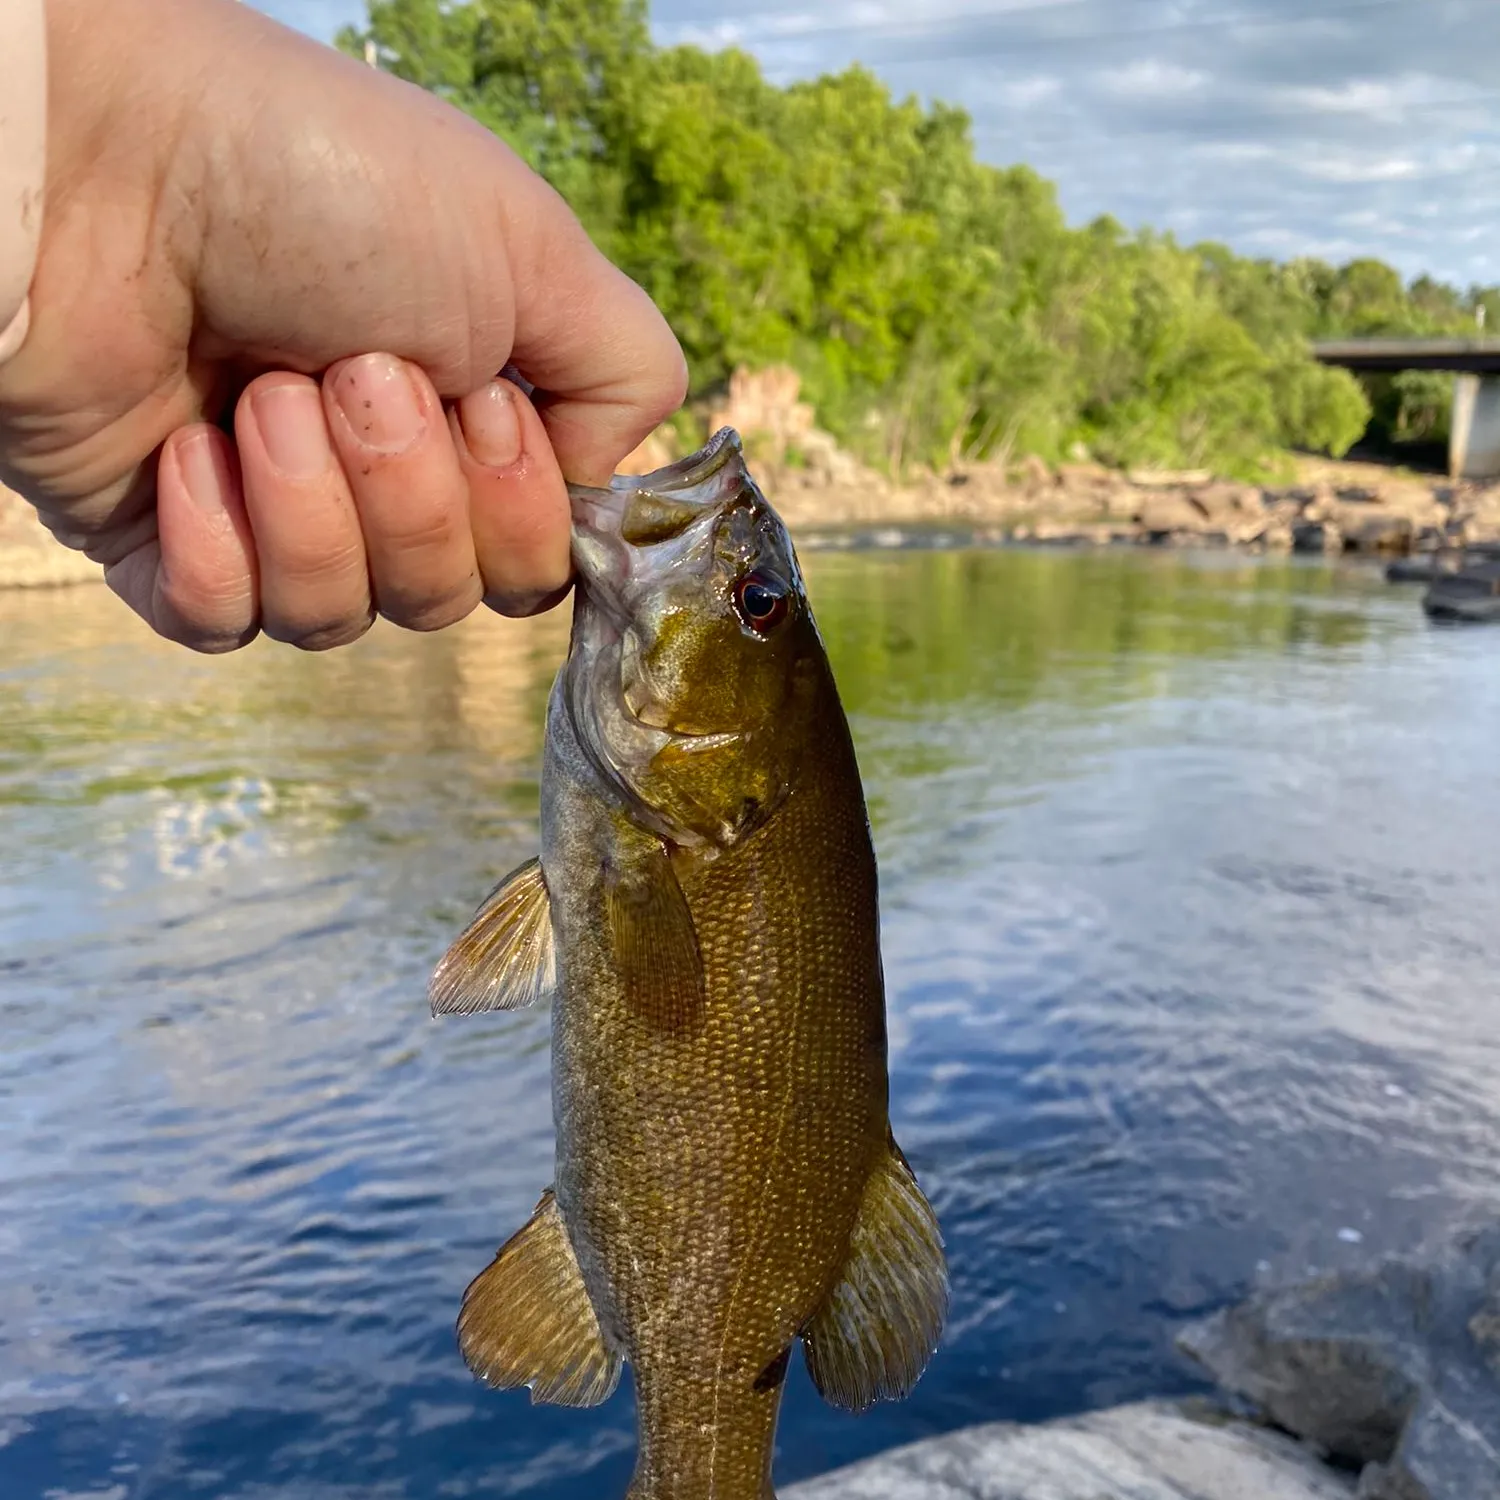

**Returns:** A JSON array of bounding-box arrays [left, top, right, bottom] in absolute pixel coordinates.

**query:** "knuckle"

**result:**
[[180, 625, 261, 655], [268, 537, 368, 588], [376, 578, 481, 633], [159, 577, 258, 652], [263, 603, 375, 651], [292, 614, 377, 652], [365, 502, 465, 561]]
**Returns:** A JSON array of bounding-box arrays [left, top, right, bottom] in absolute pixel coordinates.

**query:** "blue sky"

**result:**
[[251, 0, 1500, 289]]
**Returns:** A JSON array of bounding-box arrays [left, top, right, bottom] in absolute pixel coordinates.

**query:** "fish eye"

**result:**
[[734, 571, 790, 634]]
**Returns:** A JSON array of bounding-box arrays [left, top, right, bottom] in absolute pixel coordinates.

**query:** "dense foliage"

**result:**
[[338, 0, 1496, 479]]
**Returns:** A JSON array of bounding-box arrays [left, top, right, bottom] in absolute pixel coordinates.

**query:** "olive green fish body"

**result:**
[[431, 430, 947, 1499], [546, 663, 884, 1496]]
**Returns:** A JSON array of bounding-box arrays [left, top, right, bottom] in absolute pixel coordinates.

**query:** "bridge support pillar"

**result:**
[[1450, 373, 1500, 479]]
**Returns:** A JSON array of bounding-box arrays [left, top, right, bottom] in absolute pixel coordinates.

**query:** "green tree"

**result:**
[[337, 0, 1496, 478]]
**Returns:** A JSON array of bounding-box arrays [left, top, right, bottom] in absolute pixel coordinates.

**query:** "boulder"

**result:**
[[1178, 1224, 1500, 1500], [794, 428, 869, 489], [1127, 466, 1214, 487], [1138, 492, 1210, 536], [1337, 509, 1415, 554], [1056, 460, 1115, 492], [784, 1399, 1355, 1500], [1189, 481, 1267, 525], [1457, 491, 1500, 545], [1256, 521, 1296, 552], [1293, 520, 1343, 554]]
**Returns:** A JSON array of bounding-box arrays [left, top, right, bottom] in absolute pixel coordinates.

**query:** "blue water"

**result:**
[[2, 547, 1498, 1498]]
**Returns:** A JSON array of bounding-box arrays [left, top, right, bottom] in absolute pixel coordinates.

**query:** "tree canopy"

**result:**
[[338, 0, 1494, 480]]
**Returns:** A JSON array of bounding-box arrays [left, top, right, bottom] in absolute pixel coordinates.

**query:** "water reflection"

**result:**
[[1, 550, 1497, 1498]]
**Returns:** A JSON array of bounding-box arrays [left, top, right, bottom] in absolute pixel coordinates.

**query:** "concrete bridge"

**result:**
[[1312, 338, 1500, 479]]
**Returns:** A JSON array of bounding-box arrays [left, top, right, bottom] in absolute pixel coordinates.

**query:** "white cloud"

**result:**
[[1296, 153, 1422, 184], [250, 0, 1500, 286], [1096, 59, 1209, 99]]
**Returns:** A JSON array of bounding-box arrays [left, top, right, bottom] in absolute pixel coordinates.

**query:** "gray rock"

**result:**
[[1177, 1225, 1500, 1500], [783, 1399, 1355, 1500]]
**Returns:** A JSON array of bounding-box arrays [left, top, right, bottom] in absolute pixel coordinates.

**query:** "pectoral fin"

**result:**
[[605, 845, 705, 1030], [458, 1189, 621, 1408], [802, 1137, 949, 1412], [430, 857, 556, 1016]]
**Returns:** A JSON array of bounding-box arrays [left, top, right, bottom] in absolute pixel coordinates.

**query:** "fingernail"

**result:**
[[458, 382, 522, 469], [176, 431, 233, 521], [333, 353, 425, 454], [251, 382, 333, 479]]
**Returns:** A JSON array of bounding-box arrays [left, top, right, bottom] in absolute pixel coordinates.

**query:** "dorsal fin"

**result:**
[[430, 857, 555, 1015]]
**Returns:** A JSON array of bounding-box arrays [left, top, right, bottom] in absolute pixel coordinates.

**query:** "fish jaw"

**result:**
[[560, 429, 775, 845], [566, 426, 750, 621]]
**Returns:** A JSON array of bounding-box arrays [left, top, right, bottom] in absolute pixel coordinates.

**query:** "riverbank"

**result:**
[[5, 449, 1499, 593], [759, 445, 1500, 556], [789, 1225, 1500, 1500]]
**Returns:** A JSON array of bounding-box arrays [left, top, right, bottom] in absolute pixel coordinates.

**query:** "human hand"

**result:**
[[0, 0, 686, 651]]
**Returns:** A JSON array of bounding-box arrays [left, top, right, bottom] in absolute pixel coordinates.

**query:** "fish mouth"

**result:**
[[562, 429, 748, 814], [566, 428, 745, 560]]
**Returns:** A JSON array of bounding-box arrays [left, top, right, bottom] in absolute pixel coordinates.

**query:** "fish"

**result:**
[[429, 427, 947, 1499]]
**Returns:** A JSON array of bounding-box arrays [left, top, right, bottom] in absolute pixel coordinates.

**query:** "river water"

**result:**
[[2, 547, 1498, 1499]]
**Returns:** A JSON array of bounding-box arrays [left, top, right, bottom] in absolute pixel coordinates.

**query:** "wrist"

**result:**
[[0, 0, 47, 362]]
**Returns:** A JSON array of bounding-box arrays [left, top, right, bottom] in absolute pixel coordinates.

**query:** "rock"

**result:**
[[1338, 510, 1414, 554], [708, 365, 815, 463], [1103, 487, 1144, 521], [794, 429, 868, 489], [1293, 520, 1343, 554], [1127, 467, 1215, 487], [1303, 483, 1340, 522], [784, 1399, 1355, 1500], [1190, 481, 1267, 525], [1056, 460, 1114, 491], [0, 485, 103, 588], [1015, 454, 1054, 490], [1178, 1224, 1500, 1500], [1138, 492, 1210, 536], [1370, 483, 1448, 531], [1457, 492, 1500, 545]]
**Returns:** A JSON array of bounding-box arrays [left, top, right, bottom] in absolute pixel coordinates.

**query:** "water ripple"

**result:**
[[1, 555, 1497, 1496]]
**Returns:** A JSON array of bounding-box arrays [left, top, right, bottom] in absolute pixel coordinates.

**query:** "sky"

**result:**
[[251, 0, 1500, 289]]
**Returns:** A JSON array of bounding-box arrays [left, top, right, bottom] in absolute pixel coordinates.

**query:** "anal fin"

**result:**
[[458, 1188, 621, 1408], [802, 1137, 949, 1412], [431, 856, 555, 1015]]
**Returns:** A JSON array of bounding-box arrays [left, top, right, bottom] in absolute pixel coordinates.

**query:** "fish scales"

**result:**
[[430, 429, 948, 1500]]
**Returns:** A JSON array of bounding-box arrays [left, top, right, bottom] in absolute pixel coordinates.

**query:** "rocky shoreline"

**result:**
[[762, 445, 1500, 558], [789, 1225, 1500, 1500], [6, 449, 1499, 593]]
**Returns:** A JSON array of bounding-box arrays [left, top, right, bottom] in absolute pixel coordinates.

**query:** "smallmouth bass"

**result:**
[[430, 428, 947, 1499]]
